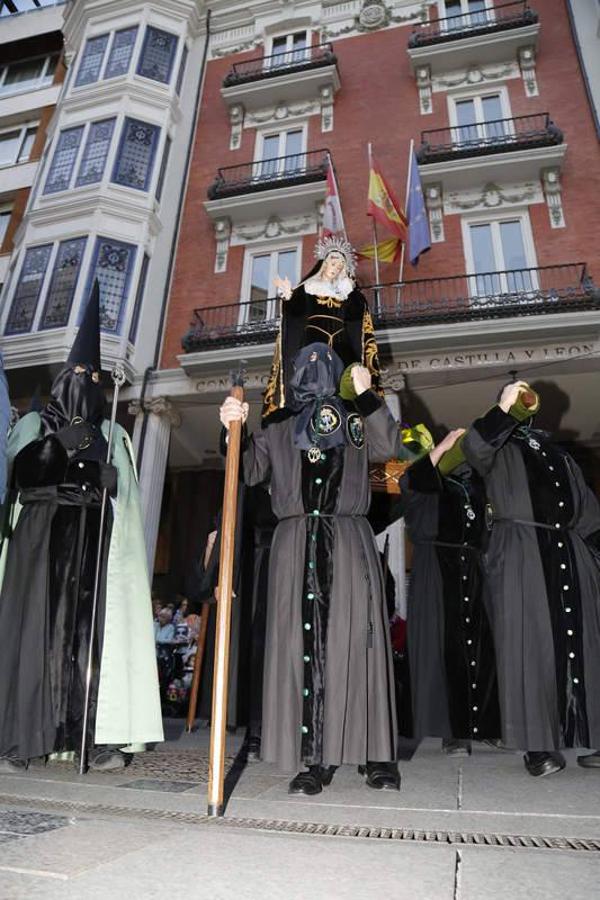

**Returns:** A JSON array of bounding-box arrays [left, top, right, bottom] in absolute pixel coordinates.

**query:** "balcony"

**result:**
[[221, 43, 340, 115], [181, 263, 600, 354], [204, 149, 329, 226], [407, 1, 539, 74]]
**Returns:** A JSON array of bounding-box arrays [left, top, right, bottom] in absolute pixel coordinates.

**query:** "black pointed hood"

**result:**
[[67, 279, 101, 372]]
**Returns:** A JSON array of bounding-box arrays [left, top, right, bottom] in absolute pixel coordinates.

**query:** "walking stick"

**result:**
[[79, 362, 127, 775], [185, 601, 210, 732], [207, 371, 245, 816]]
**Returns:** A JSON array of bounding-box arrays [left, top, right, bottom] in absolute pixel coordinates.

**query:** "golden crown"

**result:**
[[314, 235, 357, 277]]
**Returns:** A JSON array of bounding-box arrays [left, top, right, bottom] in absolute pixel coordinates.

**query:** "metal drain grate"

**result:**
[[0, 793, 598, 853]]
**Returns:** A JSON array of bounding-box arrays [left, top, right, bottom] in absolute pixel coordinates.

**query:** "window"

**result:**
[[155, 136, 171, 202], [43, 126, 85, 193], [5, 244, 52, 335], [175, 45, 188, 96], [39, 237, 88, 330], [104, 27, 138, 79], [43, 119, 116, 194], [137, 26, 178, 84], [111, 117, 160, 191], [241, 247, 299, 325], [86, 237, 137, 333], [450, 91, 511, 146], [269, 31, 309, 67], [75, 34, 110, 87], [0, 124, 38, 168], [75, 119, 115, 187], [128, 252, 149, 342], [257, 128, 305, 179], [0, 53, 58, 96], [440, 0, 490, 30], [463, 216, 537, 298], [0, 209, 11, 247]]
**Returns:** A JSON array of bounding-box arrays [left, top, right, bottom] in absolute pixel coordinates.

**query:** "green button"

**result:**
[[304, 622, 311, 631], [315, 477, 323, 485], [303, 654, 310, 663], [303, 688, 310, 697], [313, 509, 320, 516], [301, 725, 308, 734], [321, 453, 326, 460], [307, 592, 315, 600], [308, 562, 315, 570], [312, 535, 317, 542]]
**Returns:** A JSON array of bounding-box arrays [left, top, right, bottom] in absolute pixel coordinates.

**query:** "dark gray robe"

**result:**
[[243, 391, 412, 772], [463, 407, 600, 751]]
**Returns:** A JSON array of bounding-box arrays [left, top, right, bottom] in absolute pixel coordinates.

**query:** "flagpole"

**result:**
[[367, 143, 381, 290], [398, 139, 414, 283]]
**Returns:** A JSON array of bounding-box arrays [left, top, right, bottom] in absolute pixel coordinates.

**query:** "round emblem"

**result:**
[[311, 404, 341, 438], [346, 413, 365, 449]]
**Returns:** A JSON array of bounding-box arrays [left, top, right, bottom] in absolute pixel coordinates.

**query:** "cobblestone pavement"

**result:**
[[0, 723, 599, 899]]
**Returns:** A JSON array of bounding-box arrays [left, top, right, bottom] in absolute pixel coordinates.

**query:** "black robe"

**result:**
[[463, 407, 600, 751], [403, 457, 500, 742], [0, 436, 111, 759]]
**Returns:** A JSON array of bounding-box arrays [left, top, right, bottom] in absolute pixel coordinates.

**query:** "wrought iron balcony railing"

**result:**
[[417, 113, 563, 164], [207, 149, 329, 200], [408, 1, 538, 48], [223, 42, 337, 87], [181, 264, 599, 352]]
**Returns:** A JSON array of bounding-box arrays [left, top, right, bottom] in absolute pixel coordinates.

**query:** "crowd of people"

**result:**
[[153, 597, 200, 714]]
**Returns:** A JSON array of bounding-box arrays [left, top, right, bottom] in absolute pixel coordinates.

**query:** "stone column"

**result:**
[[377, 388, 407, 619], [130, 397, 181, 573]]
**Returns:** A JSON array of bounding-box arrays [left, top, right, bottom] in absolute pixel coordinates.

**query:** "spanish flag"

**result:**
[[367, 155, 408, 241], [357, 237, 402, 263]]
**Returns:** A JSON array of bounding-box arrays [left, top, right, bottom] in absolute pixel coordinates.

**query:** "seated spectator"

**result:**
[[154, 608, 175, 646], [173, 596, 189, 626]]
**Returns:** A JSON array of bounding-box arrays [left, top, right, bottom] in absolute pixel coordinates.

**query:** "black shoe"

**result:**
[[577, 751, 600, 769], [524, 751, 566, 777], [358, 761, 401, 791], [88, 748, 126, 772], [442, 739, 472, 757], [0, 757, 28, 774], [288, 765, 336, 795], [244, 735, 261, 763]]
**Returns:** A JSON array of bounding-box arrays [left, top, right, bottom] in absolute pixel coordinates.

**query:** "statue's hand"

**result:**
[[274, 275, 292, 300]]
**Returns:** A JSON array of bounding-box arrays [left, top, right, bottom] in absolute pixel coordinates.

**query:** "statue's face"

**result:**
[[321, 252, 346, 281]]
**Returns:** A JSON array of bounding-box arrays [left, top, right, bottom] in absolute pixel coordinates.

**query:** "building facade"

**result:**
[[1, 0, 599, 597]]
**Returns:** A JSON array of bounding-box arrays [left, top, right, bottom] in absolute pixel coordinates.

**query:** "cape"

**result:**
[[0, 412, 163, 747]]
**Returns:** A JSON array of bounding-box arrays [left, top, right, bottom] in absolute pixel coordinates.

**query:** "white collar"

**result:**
[[304, 275, 354, 301]]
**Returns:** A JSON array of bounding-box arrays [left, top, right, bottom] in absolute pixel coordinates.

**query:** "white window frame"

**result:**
[[447, 86, 513, 146], [461, 210, 539, 299], [42, 116, 118, 197], [0, 204, 12, 248], [0, 121, 39, 169], [239, 241, 302, 326], [0, 52, 58, 98], [437, 0, 494, 28], [253, 123, 308, 176], [72, 25, 144, 92], [266, 28, 312, 64]]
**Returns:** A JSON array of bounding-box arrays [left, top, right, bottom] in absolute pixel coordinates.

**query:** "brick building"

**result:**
[[1, 0, 599, 597]]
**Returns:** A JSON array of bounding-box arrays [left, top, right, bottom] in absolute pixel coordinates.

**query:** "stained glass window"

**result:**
[[111, 118, 160, 191], [75, 34, 109, 87], [137, 26, 178, 84], [104, 27, 138, 79], [87, 237, 137, 333], [5, 243, 52, 335], [44, 126, 84, 194], [75, 118, 115, 187], [39, 238, 87, 330]]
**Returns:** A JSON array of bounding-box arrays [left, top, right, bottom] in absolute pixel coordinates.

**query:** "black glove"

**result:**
[[55, 422, 94, 451], [99, 462, 118, 496]]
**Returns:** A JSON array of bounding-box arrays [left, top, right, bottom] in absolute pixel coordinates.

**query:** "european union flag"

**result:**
[[407, 148, 431, 266]]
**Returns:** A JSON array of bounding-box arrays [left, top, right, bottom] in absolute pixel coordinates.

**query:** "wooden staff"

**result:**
[[185, 601, 210, 732], [207, 376, 245, 817]]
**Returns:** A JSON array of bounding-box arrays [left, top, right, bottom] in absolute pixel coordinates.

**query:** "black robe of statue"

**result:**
[[0, 437, 111, 760], [403, 457, 500, 742], [463, 407, 600, 751]]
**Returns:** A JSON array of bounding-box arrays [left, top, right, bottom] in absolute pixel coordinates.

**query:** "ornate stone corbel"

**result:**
[[228, 104, 244, 151], [425, 183, 444, 243], [128, 397, 182, 427], [518, 46, 538, 98], [416, 65, 432, 115], [542, 168, 565, 229], [214, 218, 231, 273], [320, 85, 334, 132]]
